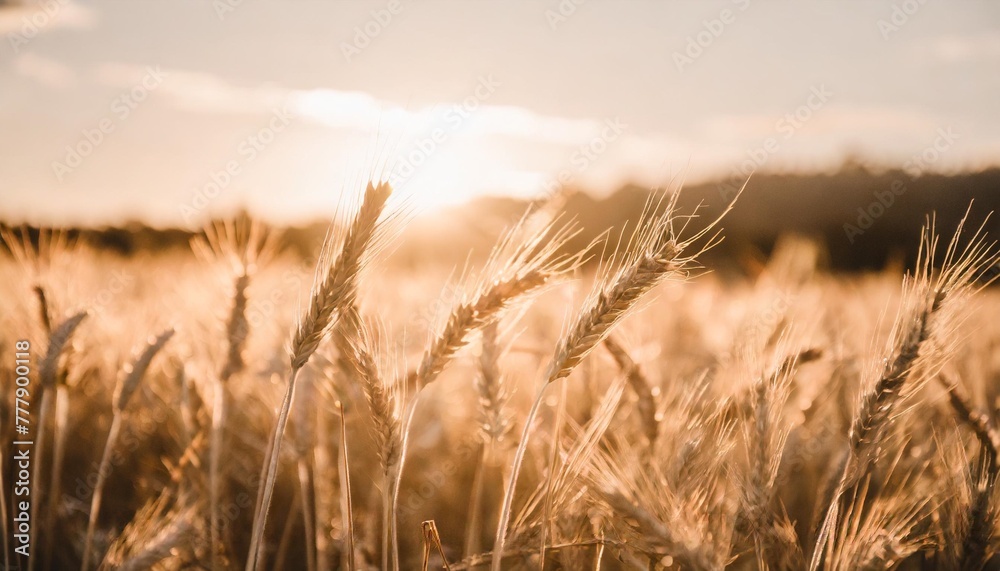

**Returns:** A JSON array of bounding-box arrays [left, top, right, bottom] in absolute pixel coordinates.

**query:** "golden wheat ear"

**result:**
[[603, 335, 658, 445], [247, 180, 393, 571], [193, 217, 281, 571], [811, 211, 1000, 570], [492, 188, 738, 571], [29, 309, 89, 571], [101, 491, 202, 571], [290, 181, 392, 371], [114, 328, 175, 412], [82, 327, 175, 571], [192, 215, 280, 382], [545, 190, 733, 385], [408, 210, 581, 390], [39, 310, 88, 389]]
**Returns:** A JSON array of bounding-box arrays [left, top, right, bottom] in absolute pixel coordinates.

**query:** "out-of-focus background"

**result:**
[[2, 0, 999, 269]]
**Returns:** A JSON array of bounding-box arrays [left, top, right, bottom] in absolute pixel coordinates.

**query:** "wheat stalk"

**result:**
[[44, 379, 71, 571], [936, 377, 1000, 570], [420, 520, 452, 571], [811, 213, 998, 570], [272, 491, 302, 571], [464, 322, 510, 559], [209, 272, 250, 570], [246, 181, 392, 571], [292, 374, 318, 571], [382, 210, 579, 569], [491, 190, 737, 571], [335, 400, 356, 571], [29, 310, 87, 571], [289, 182, 392, 370], [335, 309, 402, 570], [99, 484, 202, 571], [740, 349, 816, 571], [193, 217, 274, 569], [81, 327, 174, 571]]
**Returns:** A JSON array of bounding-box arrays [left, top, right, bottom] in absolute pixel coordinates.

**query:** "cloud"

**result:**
[[90, 64, 609, 146], [927, 33, 1000, 63], [702, 106, 938, 141], [0, 0, 96, 37], [12, 52, 75, 87], [290, 88, 600, 144]]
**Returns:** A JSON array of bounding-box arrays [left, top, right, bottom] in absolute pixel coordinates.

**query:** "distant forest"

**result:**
[[4, 166, 1000, 275]]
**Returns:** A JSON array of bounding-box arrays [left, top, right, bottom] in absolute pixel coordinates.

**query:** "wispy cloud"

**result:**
[[702, 107, 938, 141], [927, 33, 1000, 63], [0, 0, 96, 36], [92, 64, 605, 146], [12, 52, 76, 87]]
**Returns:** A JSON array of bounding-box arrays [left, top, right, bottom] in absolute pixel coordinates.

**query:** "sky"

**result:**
[[1, 0, 999, 227]]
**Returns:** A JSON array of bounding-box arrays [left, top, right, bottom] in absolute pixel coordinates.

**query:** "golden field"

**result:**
[[2, 185, 1000, 570]]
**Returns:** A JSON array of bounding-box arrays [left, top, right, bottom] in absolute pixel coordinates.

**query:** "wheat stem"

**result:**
[[80, 414, 122, 571], [336, 401, 355, 571], [246, 368, 299, 570], [43, 384, 69, 571], [492, 383, 547, 571]]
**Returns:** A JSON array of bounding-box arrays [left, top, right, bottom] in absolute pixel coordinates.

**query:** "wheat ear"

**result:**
[[408, 216, 579, 390], [28, 310, 86, 571], [33, 284, 52, 333], [196, 217, 276, 570], [603, 491, 720, 570], [81, 327, 174, 571], [208, 272, 249, 570], [388, 213, 578, 568], [938, 376, 1000, 570], [335, 309, 402, 570], [939, 375, 1000, 470], [811, 213, 998, 570], [246, 181, 391, 571], [492, 191, 737, 571], [742, 350, 816, 571], [961, 462, 995, 571], [603, 334, 658, 445], [465, 322, 509, 558]]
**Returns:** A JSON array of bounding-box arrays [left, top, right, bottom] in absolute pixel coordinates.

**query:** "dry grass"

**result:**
[[1, 185, 1000, 571]]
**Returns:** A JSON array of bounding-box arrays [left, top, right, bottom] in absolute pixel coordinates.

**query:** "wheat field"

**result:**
[[2, 183, 1000, 571]]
